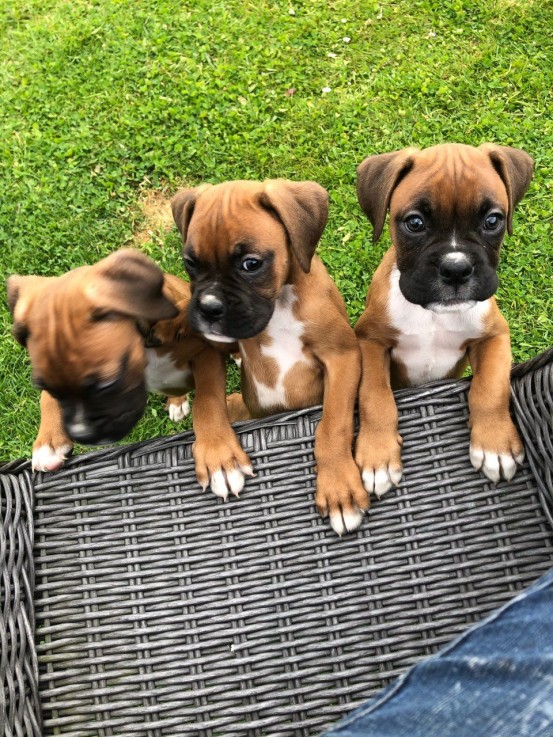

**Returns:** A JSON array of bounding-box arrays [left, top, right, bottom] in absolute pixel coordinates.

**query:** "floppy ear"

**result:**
[[258, 180, 328, 273], [7, 275, 24, 318], [356, 148, 419, 242], [171, 185, 212, 240], [88, 249, 178, 322], [479, 144, 534, 235], [6, 275, 46, 346]]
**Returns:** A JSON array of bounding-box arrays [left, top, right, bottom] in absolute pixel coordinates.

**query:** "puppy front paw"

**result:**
[[315, 461, 369, 536], [470, 418, 525, 483], [193, 435, 254, 500], [32, 442, 73, 472], [165, 394, 191, 422], [355, 430, 403, 498]]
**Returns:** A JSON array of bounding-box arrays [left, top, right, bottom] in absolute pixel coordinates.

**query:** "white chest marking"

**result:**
[[388, 267, 490, 386], [245, 285, 309, 409], [144, 349, 192, 393]]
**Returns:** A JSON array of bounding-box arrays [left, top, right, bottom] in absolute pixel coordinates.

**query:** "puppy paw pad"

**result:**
[[470, 446, 523, 483], [362, 466, 402, 498], [167, 399, 190, 422], [32, 444, 71, 472], [208, 466, 249, 500]]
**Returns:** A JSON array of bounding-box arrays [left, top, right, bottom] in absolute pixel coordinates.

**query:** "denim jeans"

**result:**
[[320, 567, 553, 737]]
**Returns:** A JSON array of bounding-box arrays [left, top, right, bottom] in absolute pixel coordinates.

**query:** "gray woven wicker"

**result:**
[[1, 348, 552, 737]]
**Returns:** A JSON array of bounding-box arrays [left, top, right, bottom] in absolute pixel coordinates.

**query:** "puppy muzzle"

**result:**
[[398, 247, 498, 309], [61, 382, 148, 445], [189, 286, 275, 341]]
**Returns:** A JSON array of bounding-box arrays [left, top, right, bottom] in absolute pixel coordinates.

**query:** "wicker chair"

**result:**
[[2, 348, 552, 737]]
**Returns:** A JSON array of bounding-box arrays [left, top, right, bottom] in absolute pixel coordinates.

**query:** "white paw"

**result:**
[[167, 398, 190, 422], [470, 446, 525, 483], [204, 464, 254, 501], [32, 444, 72, 472], [329, 508, 365, 536], [361, 465, 402, 498]]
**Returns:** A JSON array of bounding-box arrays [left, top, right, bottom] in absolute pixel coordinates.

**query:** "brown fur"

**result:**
[[172, 180, 367, 534], [354, 143, 533, 489], [8, 250, 250, 487]]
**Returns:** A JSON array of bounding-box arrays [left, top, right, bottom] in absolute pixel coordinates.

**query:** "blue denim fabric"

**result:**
[[321, 567, 553, 737]]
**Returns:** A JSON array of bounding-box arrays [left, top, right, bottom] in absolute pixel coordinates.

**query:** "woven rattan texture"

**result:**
[[511, 351, 553, 526], [26, 356, 553, 737], [0, 469, 42, 737]]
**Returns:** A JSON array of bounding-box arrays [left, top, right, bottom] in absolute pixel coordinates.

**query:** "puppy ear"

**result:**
[[89, 249, 178, 322], [7, 275, 24, 317], [171, 185, 213, 240], [258, 180, 328, 273], [356, 148, 418, 242], [479, 144, 534, 235], [6, 275, 45, 346]]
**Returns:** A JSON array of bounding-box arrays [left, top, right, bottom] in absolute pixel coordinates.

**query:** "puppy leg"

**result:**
[[165, 394, 191, 422], [355, 339, 403, 498], [468, 330, 524, 483], [226, 393, 252, 422], [313, 337, 369, 536], [191, 347, 253, 500], [32, 391, 73, 472]]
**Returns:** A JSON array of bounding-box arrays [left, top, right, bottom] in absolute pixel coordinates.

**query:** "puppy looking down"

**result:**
[[172, 179, 367, 535], [8, 249, 252, 498], [354, 143, 534, 497]]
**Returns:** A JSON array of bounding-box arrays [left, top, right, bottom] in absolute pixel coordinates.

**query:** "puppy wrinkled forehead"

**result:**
[[186, 182, 283, 256], [392, 146, 509, 217]]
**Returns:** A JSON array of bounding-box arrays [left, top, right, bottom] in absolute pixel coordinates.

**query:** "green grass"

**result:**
[[1, 0, 552, 460]]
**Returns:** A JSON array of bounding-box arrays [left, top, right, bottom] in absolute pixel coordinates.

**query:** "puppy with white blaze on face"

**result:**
[[8, 249, 252, 499], [172, 179, 368, 536], [354, 143, 534, 498]]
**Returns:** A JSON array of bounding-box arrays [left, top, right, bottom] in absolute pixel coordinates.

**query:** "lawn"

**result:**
[[0, 0, 551, 461]]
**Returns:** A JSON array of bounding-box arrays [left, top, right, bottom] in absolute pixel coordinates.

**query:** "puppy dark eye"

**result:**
[[240, 256, 263, 273], [183, 252, 197, 275], [13, 324, 29, 347], [483, 212, 504, 231], [404, 214, 425, 233]]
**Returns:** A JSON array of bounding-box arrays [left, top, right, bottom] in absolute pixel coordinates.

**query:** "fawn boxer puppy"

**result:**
[[171, 180, 367, 535], [7, 249, 251, 498], [354, 143, 534, 497]]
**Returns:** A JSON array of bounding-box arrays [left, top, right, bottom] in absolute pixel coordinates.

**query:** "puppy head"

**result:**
[[357, 143, 533, 311], [171, 179, 328, 341], [8, 249, 177, 445]]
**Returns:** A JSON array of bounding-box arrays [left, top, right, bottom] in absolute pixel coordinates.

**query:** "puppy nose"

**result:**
[[439, 254, 474, 285], [199, 293, 225, 320]]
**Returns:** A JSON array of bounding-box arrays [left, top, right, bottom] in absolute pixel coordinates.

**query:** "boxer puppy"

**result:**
[[171, 180, 368, 535], [7, 249, 252, 498], [354, 143, 534, 497]]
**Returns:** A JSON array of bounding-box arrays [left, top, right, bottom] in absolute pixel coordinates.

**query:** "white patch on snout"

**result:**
[[246, 285, 310, 409], [388, 266, 490, 386], [200, 293, 222, 309], [443, 251, 468, 263], [66, 405, 92, 438], [145, 350, 192, 393]]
